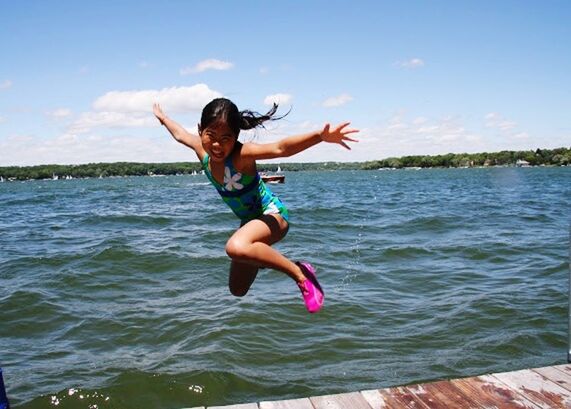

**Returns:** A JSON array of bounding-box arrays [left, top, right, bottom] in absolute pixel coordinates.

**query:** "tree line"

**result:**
[[361, 147, 571, 170], [1, 147, 569, 181]]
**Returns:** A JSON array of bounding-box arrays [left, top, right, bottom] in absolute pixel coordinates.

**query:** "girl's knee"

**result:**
[[225, 237, 250, 260]]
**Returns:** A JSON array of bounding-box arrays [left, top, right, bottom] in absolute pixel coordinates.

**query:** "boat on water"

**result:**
[[261, 165, 285, 184], [261, 174, 285, 184]]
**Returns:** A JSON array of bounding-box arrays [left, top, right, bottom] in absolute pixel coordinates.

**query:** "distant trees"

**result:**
[[362, 147, 571, 169], [1, 147, 569, 181], [0, 162, 203, 181]]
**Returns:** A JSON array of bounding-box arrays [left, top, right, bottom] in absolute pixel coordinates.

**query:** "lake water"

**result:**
[[1, 167, 569, 408]]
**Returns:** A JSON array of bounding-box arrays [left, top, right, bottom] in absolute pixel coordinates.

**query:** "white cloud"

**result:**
[[60, 84, 221, 135], [356, 113, 484, 160], [0, 115, 5, 123], [138, 61, 150, 68], [483, 112, 534, 147], [396, 58, 425, 69], [264, 93, 292, 106], [513, 132, 529, 139], [0, 132, 194, 166], [93, 84, 222, 113], [46, 108, 72, 119], [180, 59, 234, 75], [322, 93, 353, 108], [259, 66, 269, 75], [484, 112, 517, 131], [0, 80, 13, 90], [68, 112, 157, 134]]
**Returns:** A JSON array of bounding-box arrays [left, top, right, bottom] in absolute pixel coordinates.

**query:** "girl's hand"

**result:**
[[153, 103, 167, 125], [320, 122, 359, 150]]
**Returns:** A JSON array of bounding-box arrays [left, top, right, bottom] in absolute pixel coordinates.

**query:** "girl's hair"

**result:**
[[200, 98, 286, 137]]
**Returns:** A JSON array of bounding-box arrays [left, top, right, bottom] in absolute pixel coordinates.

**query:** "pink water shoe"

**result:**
[[296, 261, 324, 313]]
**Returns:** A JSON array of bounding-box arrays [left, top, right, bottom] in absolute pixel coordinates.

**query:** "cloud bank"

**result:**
[[62, 84, 222, 135], [93, 84, 221, 113]]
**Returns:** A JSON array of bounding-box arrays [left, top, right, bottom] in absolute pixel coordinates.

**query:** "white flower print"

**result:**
[[224, 166, 243, 191]]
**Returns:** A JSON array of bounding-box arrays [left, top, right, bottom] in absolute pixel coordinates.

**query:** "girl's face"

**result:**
[[199, 121, 237, 162]]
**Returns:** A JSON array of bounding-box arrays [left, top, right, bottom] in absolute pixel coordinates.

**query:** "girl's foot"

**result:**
[[296, 261, 324, 313]]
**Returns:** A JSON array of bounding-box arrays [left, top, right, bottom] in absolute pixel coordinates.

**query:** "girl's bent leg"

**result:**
[[225, 214, 305, 283]]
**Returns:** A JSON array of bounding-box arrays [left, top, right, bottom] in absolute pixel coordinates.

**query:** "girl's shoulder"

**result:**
[[232, 142, 257, 175]]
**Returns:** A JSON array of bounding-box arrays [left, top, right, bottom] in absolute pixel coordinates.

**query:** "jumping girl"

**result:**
[[153, 98, 358, 313]]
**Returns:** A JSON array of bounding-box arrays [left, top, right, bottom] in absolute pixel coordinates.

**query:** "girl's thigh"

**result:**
[[227, 214, 289, 296], [231, 214, 289, 246]]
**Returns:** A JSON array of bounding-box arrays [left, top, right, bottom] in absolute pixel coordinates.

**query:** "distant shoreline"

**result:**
[[1, 147, 569, 181]]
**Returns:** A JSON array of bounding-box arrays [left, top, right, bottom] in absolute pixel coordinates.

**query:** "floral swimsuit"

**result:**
[[202, 154, 289, 223]]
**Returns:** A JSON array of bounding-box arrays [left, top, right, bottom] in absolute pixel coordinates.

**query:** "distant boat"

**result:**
[[261, 174, 285, 184], [261, 166, 285, 184]]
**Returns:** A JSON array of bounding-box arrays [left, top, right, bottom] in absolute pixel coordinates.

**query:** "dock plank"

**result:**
[[554, 365, 571, 375], [362, 388, 425, 409], [533, 367, 571, 393], [259, 397, 314, 409], [406, 379, 485, 408], [360, 389, 387, 408], [377, 386, 430, 408], [310, 391, 373, 409], [209, 403, 259, 409], [452, 375, 540, 408], [492, 368, 571, 408]]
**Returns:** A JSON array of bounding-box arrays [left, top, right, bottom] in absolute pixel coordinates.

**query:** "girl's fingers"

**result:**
[[343, 129, 359, 134], [340, 141, 351, 150], [334, 122, 352, 132], [343, 136, 359, 142]]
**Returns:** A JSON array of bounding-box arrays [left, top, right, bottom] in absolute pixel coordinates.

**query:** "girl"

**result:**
[[153, 98, 358, 313]]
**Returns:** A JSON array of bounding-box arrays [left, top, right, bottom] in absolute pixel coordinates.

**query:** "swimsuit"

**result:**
[[201, 153, 289, 223]]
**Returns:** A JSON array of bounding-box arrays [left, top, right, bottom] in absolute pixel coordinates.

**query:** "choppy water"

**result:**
[[1, 167, 569, 408]]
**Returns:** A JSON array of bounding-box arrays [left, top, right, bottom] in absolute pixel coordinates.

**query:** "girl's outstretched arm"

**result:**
[[153, 104, 205, 158], [242, 122, 359, 160]]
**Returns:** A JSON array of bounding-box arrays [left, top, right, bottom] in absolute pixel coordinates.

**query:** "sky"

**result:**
[[0, 0, 570, 165]]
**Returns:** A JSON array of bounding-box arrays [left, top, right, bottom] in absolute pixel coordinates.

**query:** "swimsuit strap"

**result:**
[[201, 153, 220, 188]]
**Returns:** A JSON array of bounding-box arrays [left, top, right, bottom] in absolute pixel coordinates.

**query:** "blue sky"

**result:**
[[1, 0, 569, 165]]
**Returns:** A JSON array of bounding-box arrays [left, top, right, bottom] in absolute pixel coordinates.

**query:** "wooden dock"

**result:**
[[189, 364, 571, 409]]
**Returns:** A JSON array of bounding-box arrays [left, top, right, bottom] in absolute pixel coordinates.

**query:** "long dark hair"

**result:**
[[200, 98, 287, 137]]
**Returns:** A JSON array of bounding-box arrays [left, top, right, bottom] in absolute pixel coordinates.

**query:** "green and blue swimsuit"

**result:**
[[202, 154, 289, 223]]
